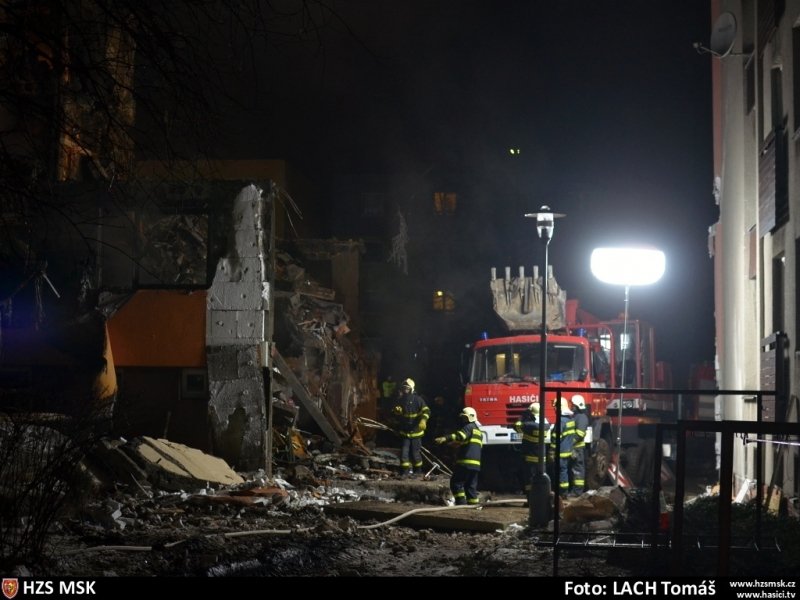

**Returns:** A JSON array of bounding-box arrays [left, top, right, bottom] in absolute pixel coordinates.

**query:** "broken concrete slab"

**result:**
[[324, 500, 528, 533], [87, 438, 149, 490], [126, 436, 244, 491], [562, 493, 617, 523]]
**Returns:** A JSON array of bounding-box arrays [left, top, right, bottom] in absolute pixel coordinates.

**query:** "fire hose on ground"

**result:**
[[66, 499, 529, 554]]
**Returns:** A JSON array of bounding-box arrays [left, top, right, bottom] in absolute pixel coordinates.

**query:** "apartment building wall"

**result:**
[[713, 0, 798, 497]]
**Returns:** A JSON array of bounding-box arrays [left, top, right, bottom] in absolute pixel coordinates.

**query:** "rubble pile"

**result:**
[[35, 438, 488, 577], [270, 249, 378, 460]]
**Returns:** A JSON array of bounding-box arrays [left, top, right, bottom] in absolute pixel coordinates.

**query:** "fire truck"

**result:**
[[462, 266, 674, 489]]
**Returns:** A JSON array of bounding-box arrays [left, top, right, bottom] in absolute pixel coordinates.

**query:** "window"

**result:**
[[433, 192, 457, 216], [792, 26, 800, 133], [181, 369, 208, 399], [794, 239, 800, 343], [745, 53, 756, 114], [469, 342, 586, 383], [773, 254, 785, 333], [743, 0, 756, 114], [759, 126, 789, 235], [432, 289, 455, 311], [771, 66, 783, 130]]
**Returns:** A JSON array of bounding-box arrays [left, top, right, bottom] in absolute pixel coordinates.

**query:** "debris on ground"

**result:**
[[5, 435, 797, 579]]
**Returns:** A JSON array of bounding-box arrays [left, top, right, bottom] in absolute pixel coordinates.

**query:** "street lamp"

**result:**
[[590, 247, 665, 484], [524, 205, 565, 526]]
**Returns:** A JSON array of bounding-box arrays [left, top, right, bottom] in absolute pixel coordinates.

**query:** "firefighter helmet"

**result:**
[[460, 407, 478, 422], [553, 397, 572, 413], [528, 402, 540, 415], [401, 378, 415, 392], [571, 395, 586, 410]]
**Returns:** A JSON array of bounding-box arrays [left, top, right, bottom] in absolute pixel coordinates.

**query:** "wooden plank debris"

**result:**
[[272, 348, 343, 447]]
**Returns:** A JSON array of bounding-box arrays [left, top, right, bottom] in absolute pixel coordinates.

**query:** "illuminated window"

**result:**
[[432, 289, 455, 311], [433, 192, 457, 215]]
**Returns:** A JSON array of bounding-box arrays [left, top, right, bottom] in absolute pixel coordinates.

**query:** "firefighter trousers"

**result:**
[[450, 465, 480, 505], [570, 446, 586, 494], [400, 436, 423, 472]]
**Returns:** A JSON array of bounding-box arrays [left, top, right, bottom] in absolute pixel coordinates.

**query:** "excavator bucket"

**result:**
[[490, 266, 567, 331]]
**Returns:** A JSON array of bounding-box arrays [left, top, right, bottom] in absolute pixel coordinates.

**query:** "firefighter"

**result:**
[[381, 375, 397, 401], [514, 402, 550, 494], [570, 395, 589, 497], [435, 406, 483, 505], [393, 378, 430, 476], [377, 374, 399, 446], [550, 397, 576, 495]]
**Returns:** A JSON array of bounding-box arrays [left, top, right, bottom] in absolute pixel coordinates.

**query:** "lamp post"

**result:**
[[524, 205, 565, 526], [590, 247, 666, 485]]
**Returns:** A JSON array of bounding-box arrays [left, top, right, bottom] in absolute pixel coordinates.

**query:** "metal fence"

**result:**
[[531, 386, 800, 577]]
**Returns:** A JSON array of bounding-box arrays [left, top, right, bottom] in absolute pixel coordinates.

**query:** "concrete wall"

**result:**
[[206, 184, 271, 471]]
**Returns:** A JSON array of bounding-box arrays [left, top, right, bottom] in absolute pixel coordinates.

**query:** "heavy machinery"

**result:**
[[462, 266, 674, 489]]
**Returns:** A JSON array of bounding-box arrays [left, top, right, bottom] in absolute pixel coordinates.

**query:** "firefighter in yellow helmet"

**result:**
[[570, 395, 589, 496], [514, 401, 551, 494], [393, 378, 430, 477], [550, 397, 576, 495], [435, 406, 483, 505]]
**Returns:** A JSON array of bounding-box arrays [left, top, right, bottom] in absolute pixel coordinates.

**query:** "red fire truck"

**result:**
[[463, 266, 674, 489]]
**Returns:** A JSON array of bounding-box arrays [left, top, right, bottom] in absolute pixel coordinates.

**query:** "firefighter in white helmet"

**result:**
[[514, 401, 551, 494], [550, 397, 576, 495], [570, 395, 589, 496], [392, 378, 430, 477], [435, 406, 483, 505]]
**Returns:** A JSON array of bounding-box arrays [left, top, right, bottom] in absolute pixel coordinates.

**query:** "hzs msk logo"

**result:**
[[1, 578, 18, 600]]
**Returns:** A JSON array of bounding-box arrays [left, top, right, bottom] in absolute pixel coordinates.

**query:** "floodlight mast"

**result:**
[[589, 247, 665, 485]]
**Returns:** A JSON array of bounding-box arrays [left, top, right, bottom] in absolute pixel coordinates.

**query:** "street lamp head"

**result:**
[[525, 205, 566, 241], [590, 247, 666, 287]]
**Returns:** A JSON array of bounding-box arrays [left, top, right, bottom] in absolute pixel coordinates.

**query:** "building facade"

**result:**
[[711, 0, 798, 499]]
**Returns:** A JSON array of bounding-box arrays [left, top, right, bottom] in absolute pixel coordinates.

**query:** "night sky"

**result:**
[[215, 2, 718, 384]]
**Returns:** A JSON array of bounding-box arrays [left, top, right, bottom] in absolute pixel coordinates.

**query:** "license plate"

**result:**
[[511, 432, 520, 442]]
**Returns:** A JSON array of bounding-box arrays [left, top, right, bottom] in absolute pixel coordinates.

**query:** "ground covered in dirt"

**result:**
[[8, 447, 799, 579], [20, 478, 643, 578]]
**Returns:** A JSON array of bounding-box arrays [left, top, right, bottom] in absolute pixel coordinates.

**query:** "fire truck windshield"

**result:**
[[470, 342, 586, 383]]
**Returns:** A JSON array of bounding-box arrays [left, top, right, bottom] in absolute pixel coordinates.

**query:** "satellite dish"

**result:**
[[709, 12, 736, 58]]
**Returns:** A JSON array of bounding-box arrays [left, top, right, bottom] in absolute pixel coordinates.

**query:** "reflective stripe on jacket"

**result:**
[[550, 415, 576, 458], [573, 411, 589, 448], [396, 393, 430, 438], [514, 416, 551, 463], [446, 421, 483, 470]]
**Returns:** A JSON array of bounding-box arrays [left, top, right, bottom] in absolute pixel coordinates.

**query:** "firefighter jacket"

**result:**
[[550, 414, 576, 459], [381, 378, 397, 400], [394, 392, 430, 438], [573, 410, 589, 449], [443, 421, 483, 471], [514, 415, 551, 463]]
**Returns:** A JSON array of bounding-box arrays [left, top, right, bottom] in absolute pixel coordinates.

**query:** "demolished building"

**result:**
[[1, 167, 380, 472]]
